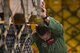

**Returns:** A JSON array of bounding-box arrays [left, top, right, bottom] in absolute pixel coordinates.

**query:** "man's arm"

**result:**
[[31, 32, 39, 45], [43, 16, 64, 38]]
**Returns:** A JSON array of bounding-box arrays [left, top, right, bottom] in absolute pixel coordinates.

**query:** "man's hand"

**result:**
[[41, 1, 47, 18], [41, 1, 50, 24]]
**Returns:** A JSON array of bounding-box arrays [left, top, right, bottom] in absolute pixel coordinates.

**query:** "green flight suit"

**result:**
[[32, 17, 67, 53]]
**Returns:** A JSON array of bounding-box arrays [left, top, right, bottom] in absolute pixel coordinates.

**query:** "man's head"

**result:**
[[36, 25, 51, 41]]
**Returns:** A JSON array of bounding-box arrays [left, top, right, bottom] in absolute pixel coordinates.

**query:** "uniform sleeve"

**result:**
[[31, 33, 38, 44], [48, 17, 64, 38]]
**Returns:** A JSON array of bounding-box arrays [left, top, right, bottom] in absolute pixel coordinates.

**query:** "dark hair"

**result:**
[[36, 25, 50, 36]]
